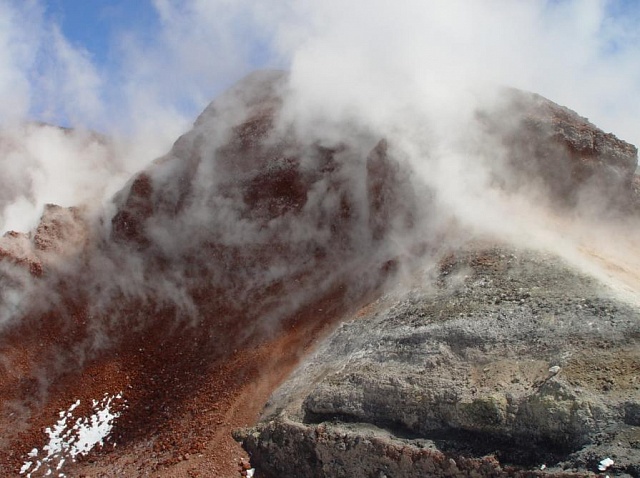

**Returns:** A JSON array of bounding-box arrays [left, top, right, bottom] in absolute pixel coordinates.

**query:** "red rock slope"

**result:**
[[0, 70, 416, 477]]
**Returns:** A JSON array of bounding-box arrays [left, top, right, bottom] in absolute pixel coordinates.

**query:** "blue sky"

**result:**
[[47, 0, 639, 79], [47, 0, 160, 72], [0, 1, 264, 130], [0, 0, 638, 146]]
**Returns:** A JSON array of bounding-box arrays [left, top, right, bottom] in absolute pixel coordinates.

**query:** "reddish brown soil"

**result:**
[[0, 72, 405, 477], [0, 270, 371, 477]]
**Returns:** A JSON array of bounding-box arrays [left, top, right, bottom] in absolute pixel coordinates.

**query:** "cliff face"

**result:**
[[105, 70, 416, 356], [0, 71, 637, 477]]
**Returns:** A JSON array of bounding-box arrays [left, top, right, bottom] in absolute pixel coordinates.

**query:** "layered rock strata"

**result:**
[[238, 247, 640, 477]]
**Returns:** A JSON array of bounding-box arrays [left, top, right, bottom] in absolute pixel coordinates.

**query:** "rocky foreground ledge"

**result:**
[[236, 247, 640, 477]]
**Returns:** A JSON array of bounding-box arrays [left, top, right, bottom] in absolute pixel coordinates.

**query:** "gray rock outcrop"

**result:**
[[237, 247, 640, 477]]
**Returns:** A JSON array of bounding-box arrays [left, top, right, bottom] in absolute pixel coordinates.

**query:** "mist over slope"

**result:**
[[1, 68, 636, 343], [0, 1, 639, 476], [1, 0, 640, 234], [0, 67, 638, 476]]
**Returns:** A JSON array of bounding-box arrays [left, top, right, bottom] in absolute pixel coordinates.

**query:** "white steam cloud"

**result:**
[[0, 0, 638, 300], [279, 0, 640, 143], [0, 6, 638, 478], [0, 0, 638, 233]]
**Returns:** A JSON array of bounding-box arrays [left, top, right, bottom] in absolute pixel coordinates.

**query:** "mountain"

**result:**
[[238, 246, 640, 477], [0, 71, 637, 477]]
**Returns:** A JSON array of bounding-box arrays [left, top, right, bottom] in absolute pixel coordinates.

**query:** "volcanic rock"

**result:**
[[481, 89, 638, 213], [237, 246, 640, 477], [0, 71, 419, 477], [102, 70, 420, 366], [0, 70, 638, 477]]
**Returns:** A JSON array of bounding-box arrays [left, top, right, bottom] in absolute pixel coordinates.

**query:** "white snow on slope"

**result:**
[[20, 392, 125, 477]]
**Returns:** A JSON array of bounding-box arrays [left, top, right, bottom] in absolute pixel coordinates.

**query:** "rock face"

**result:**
[[238, 247, 640, 477], [0, 204, 88, 276], [0, 71, 419, 477], [0, 205, 89, 328], [102, 69, 417, 365], [482, 89, 638, 213], [0, 70, 638, 477]]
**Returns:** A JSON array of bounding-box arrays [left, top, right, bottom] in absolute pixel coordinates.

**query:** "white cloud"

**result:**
[[0, 0, 42, 123], [0, 0, 638, 234], [43, 26, 105, 126], [277, 0, 640, 145]]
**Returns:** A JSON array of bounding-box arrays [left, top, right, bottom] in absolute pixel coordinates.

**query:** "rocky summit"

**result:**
[[0, 71, 638, 477]]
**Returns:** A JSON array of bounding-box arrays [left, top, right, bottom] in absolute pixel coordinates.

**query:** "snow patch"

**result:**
[[598, 457, 614, 471], [20, 392, 125, 477]]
